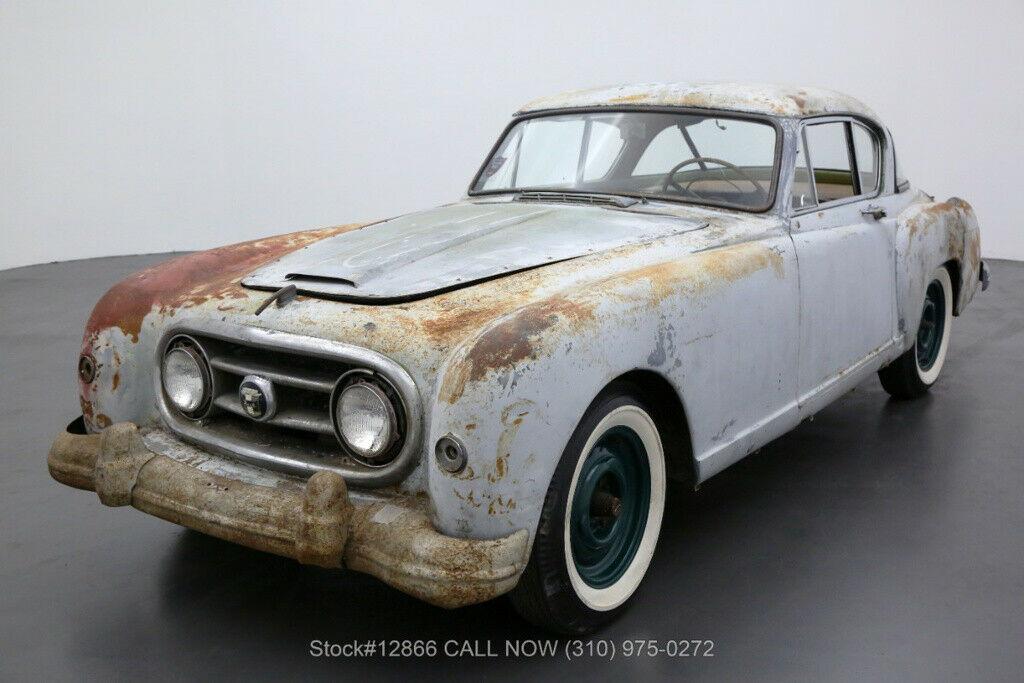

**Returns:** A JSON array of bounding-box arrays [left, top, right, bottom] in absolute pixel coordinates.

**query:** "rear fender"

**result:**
[[895, 195, 981, 337]]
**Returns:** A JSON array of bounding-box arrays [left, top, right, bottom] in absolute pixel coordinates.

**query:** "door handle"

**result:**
[[861, 205, 887, 220]]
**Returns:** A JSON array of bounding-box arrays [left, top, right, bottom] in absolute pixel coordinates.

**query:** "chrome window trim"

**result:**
[[468, 106, 785, 215], [153, 319, 423, 487], [789, 114, 885, 218]]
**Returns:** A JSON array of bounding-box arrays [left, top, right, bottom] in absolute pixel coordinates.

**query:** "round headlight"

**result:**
[[335, 381, 396, 461], [162, 345, 210, 417]]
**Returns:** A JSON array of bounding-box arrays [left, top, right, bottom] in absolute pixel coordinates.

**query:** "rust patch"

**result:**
[[487, 456, 508, 484], [618, 241, 783, 304], [437, 242, 780, 403], [452, 488, 482, 508], [488, 401, 531, 482], [111, 371, 120, 392], [79, 396, 94, 422], [83, 224, 365, 343], [906, 198, 972, 249], [608, 93, 649, 104], [946, 226, 964, 261], [439, 297, 596, 403], [487, 495, 517, 515], [967, 229, 981, 267], [699, 242, 785, 281], [420, 300, 524, 346], [788, 91, 808, 111], [450, 463, 477, 481], [916, 197, 969, 223]]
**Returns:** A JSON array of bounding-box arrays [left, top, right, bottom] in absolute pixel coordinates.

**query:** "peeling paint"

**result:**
[[60, 93, 984, 584], [897, 195, 981, 321], [519, 81, 880, 121], [83, 225, 365, 344]]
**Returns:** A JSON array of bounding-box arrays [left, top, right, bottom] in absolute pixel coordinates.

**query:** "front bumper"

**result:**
[[48, 420, 529, 608]]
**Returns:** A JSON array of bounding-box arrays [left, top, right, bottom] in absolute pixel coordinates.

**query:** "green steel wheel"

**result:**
[[568, 426, 651, 590], [510, 387, 666, 634], [879, 266, 954, 398]]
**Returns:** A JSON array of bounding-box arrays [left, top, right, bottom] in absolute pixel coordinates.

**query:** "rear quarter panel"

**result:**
[[895, 194, 982, 337]]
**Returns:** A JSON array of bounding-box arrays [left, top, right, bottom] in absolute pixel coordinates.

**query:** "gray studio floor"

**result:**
[[1, 254, 1022, 682]]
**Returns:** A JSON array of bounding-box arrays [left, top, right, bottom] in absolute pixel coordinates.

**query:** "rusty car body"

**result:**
[[49, 82, 987, 632]]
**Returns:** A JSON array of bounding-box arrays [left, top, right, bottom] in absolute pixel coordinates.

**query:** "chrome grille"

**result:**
[[155, 320, 422, 487], [206, 341, 339, 437]]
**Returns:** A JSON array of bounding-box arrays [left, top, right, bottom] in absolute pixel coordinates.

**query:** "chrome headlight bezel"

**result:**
[[153, 320, 425, 487], [160, 336, 213, 419], [330, 369, 405, 467]]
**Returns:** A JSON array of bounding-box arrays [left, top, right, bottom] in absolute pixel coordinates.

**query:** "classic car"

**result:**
[[49, 82, 988, 633]]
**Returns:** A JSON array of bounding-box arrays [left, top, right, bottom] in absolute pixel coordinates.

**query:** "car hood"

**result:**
[[242, 200, 707, 302]]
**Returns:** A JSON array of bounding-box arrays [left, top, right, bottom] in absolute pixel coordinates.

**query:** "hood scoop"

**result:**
[[243, 201, 706, 303], [284, 273, 358, 288]]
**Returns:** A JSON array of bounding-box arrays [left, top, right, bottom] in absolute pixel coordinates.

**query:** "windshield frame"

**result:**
[[467, 106, 785, 214]]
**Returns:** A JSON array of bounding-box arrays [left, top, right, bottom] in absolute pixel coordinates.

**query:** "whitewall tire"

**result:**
[[509, 386, 667, 633], [879, 265, 954, 398]]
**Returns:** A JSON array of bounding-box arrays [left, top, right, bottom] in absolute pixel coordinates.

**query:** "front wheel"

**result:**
[[509, 388, 666, 633], [878, 266, 954, 399]]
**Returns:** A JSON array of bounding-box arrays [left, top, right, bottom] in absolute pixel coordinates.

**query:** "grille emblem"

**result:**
[[239, 375, 277, 421]]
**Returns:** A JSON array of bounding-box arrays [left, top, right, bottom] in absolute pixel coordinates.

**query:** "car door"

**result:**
[[789, 117, 898, 410]]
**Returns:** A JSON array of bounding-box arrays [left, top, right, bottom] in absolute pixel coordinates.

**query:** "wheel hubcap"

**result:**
[[569, 426, 650, 589], [916, 279, 946, 371]]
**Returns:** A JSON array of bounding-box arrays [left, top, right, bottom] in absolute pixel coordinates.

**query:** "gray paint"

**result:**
[[243, 201, 706, 300], [73, 107, 983, 551], [3, 255, 1022, 680]]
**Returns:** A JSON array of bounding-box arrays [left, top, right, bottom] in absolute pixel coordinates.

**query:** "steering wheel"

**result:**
[[661, 157, 768, 202]]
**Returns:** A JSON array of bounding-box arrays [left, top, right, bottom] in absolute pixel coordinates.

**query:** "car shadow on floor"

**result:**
[[140, 382, 951, 654]]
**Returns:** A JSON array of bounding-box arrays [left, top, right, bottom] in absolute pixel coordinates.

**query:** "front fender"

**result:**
[[425, 289, 668, 542], [77, 225, 366, 432], [424, 239, 795, 542]]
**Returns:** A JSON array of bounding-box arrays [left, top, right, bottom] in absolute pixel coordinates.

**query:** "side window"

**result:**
[[804, 122, 855, 202], [794, 119, 883, 209], [852, 123, 879, 194], [791, 131, 815, 209]]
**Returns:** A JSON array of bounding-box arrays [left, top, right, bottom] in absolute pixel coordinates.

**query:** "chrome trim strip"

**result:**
[[208, 354, 337, 393], [153, 319, 423, 487], [212, 394, 335, 436]]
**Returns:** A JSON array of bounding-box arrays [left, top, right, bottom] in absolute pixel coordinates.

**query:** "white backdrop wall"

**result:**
[[2, 0, 1022, 271]]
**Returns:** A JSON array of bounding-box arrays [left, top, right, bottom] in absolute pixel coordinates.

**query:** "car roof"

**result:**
[[516, 81, 880, 122]]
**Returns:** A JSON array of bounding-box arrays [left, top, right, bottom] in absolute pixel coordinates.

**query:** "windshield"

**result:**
[[471, 111, 779, 211]]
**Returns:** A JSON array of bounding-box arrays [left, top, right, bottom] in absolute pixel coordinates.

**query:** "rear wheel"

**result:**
[[509, 388, 666, 634], [879, 266, 953, 399]]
